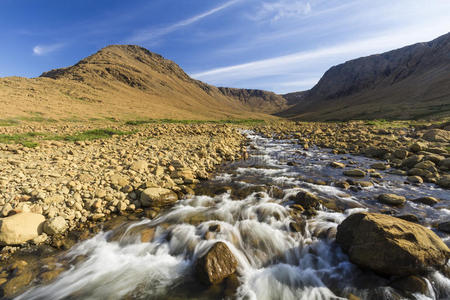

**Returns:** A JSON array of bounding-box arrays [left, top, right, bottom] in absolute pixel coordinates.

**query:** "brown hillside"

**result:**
[[0, 45, 275, 121], [279, 32, 450, 120], [218, 87, 290, 113]]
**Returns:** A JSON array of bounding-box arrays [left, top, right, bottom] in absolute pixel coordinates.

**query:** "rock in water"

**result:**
[[140, 187, 178, 207], [336, 212, 449, 276], [343, 169, 366, 177], [0, 213, 45, 245], [377, 193, 406, 206], [195, 242, 238, 285], [292, 191, 320, 209]]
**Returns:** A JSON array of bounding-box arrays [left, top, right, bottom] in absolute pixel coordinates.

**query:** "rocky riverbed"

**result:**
[[0, 123, 247, 254], [0, 120, 449, 299]]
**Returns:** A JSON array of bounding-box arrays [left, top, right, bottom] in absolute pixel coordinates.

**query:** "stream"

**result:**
[[15, 131, 450, 300]]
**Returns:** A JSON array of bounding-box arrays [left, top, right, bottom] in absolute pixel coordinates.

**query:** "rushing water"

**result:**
[[17, 131, 450, 300]]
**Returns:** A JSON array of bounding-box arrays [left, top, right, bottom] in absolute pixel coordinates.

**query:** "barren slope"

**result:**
[[279, 32, 450, 120], [218, 87, 290, 113], [0, 45, 274, 121]]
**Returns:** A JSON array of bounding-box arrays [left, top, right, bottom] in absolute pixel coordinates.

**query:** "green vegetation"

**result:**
[[0, 129, 134, 148], [19, 116, 58, 123], [61, 128, 133, 141], [125, 118, 265, 126], [0, 119, 20, 126], [0, 132, 44, 147], [104, 117, 119, 122], [364, 119, 414, 129]]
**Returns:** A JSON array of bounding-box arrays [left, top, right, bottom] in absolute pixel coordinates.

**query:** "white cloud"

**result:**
[[252, 0, 312, 22], [191, 23, 450, 87], [128, 0, 240, 43], [32, 43, 65, 56]]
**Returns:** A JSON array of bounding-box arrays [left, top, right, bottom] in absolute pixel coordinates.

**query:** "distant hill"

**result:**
[[2, 34, 449, 122], [218, 87, 290, 114], [279, 32, 450, 120], [0, 45, 277, 121]]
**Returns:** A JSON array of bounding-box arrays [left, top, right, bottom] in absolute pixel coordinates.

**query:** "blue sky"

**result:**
[[0, 0, 449, 94]]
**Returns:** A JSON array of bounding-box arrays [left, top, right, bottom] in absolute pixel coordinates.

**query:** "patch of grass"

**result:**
[[0, 119, 20, 126], [125, 118, 265, 126], [62, 128, 134, 142], [20, 116, 58, 123], [0, 132, 43, 148], [104, 117, 119, 122], [364, 119, 412, 129]]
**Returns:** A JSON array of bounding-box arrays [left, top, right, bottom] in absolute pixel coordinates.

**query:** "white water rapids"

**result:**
[[16, 132, 450, 299]]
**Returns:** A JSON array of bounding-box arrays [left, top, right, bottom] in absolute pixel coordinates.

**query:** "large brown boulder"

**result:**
[[437, 175, 450, 189], [336, 212, 449, 276], [195, 242, 238, 285], [0, 213, 45, 245], [377, 193, 406, 206], [422, 129, 450, 143], [292, 191, 320, 210], [140, 187, 178, 207]]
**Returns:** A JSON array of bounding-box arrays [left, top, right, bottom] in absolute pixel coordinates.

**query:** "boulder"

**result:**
[[412, 196, 439, 206], [140, 187, 178, 207], [195, 242, 238, 285], [130, 160, 148, 172], [438, 221, 450, 233], [424, 153, 445, 165], [343, 169, 366, 177], [364, 147, 389, 158], [0, 213, 45, 245], [407, 176, 423, 184], [292, 191, 320, 210], [410, 142, 428, 153], [330, 162, 345, 168], [336, 212, 450, 276], [407, 168, 432, 178], [370, 163, 389, 170], [439, 158, 450, 170], [414, 161, 438, 173], [437, 175, 450, 189], [43, 195, 64, 205], [401, 155, 424, 169], [43, 216, 68, 235], [393, 149, 408, 159], [390, 275, 428, 295], [377, 193, 406, 206], [422, 129, 450, 143], [110, 174, 129, 187]]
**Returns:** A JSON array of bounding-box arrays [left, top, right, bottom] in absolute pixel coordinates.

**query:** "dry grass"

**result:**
[[0, 46, 277, 123]]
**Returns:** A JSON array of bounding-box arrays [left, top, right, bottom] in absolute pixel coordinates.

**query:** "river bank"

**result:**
[[0, 120, 449, 299], [0, 123, 247, 255]]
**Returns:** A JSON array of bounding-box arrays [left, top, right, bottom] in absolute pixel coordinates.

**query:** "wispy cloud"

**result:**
[[128, 0, 240, 43], [251, 0, 312, 22], [32, 43, 65, 56], [191, 23, 450, 90]]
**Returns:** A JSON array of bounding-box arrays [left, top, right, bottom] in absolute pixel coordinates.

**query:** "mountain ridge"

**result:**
[[0, 45, 279, 120], [279, 32, 450, 120]]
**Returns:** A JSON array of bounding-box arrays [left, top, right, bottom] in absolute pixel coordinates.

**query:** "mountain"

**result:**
[[0, 45, 276, 121], [217, 87, 290, 113], [279, 32, 450, 120]]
